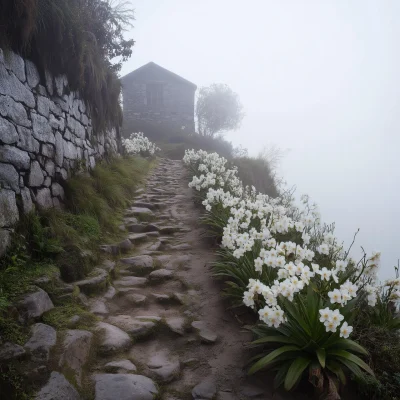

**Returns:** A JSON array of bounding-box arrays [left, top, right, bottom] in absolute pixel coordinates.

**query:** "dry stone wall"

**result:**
[[0, 49, 120, 255]]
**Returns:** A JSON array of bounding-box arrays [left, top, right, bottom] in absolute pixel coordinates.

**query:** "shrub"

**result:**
[[0, 0, 134, 131], [122, 132, 160, 156], [183, 149, 400, 398]]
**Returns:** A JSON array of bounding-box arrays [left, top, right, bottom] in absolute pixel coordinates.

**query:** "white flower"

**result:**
[[319, 307, 332, 323], [317, 243, 330, 255], [339, 322, 353, 338], [335, 260, 347, 272], [324, 320, 338, 333], [330, 309, 344, 325], [319, 267, 331, 281], [328, 289, 342, 304], [254, 257, 264, 273]]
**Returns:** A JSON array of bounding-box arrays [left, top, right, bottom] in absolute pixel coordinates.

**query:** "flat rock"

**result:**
[[149, 269, 173, 282], [147, 350, 180, 383], [120, 255, 153, 275], [93, 374, 158, 400], [104, 359, 137, 373], [192, 376, 217, 399], [95, 322, 132, 355], [104, 286, 117, 300], [127, 224, 148, 233], [132, 202, 155, 210], [18, 287, 54, 321], [128, 207, 154, 216], [127, 233, 149, 244], [0, 342, 25, 362], [114, 276, 147, 288], [90, 299, 109, 315], [165, 317, 186, 335], [107, 315, 155, 338], [24, 323, 56, 362], [75, 268, 108, 294], [159, 226, 181, 234], [59, 330, 93, 386], [191, 321, 218, 344], [125, 293, 147, 305], [173, 292, 186, 304], [35, 372, 81, 400], [118, 238, 133, 253], [151, 293, 171, 303], [135, 315, 162, 322]]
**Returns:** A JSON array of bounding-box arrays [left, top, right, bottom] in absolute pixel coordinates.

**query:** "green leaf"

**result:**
[[332, 339, 369, 356], [251, 335, 298, 345], [316, 348, 326, 368], [328, 350, 374, 376], [249, 345, 300, 375], [336, 357, 364, 380], [284, 357, 311, 391]]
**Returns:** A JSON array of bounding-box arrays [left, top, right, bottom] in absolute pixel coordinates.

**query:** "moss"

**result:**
[[42, 304, 98, 331]]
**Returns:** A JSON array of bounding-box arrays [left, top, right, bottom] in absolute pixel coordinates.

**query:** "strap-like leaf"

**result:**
[[329, 349, 374, 376], [251, 335, 298, 345], [331, 339, 369, 355], [249, 345, 300, 375], [284, 357, 311, 391], [316, 348, 326, 368]]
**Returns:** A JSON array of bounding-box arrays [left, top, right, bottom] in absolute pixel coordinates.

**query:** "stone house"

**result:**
[[121, 62, 197, 135]]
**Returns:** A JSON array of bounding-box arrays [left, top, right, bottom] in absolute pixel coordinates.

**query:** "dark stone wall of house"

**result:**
[[122, 79, 196, 134], [0, 49, 120, 256]]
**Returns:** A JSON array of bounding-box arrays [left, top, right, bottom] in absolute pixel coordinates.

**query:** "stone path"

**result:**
[[82, 159, 299, 400]]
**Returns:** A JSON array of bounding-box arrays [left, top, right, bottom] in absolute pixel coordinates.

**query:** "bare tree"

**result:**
[[196, 84, 244, 137]]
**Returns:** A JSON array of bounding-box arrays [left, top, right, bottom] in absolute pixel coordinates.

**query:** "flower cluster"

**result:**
[[122, 132, 160, 156], [183, 149, 396, 338]]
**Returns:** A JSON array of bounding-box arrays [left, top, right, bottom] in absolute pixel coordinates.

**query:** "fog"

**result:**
[[121, 0, 400, 279]]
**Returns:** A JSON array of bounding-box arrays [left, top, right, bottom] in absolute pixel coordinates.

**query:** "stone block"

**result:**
[[45, 70, 53, 96], [0, 62, 34, 107], [51, 182, 64, 199], [32, 112, 55, 144], [36, 188, 53, 209], [29, 161, 44, 187], [41, 143, 55, 158], [18, 287, 54, 321], [37, 96, 51, 118], [0, 145, 30, 170], [0, 94, 31, 127], [17, 126, 40, 153], [59, 329, 93, 386], [24, 323, 57, 362], [21, 187, 34, 213], [35, 372, 81, 400], [0, 163, 20, 192], [0, 116, 18, 144], [0, 228, 11, 257], [49, 114, 65, 131], [3, 51, 26, 82], [26, 59, 40, 88], [55, 131, 64, 166], [45, 160, 55, 177]]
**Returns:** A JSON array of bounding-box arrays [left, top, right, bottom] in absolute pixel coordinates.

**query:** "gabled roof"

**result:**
[[121, 62, 197, 89]]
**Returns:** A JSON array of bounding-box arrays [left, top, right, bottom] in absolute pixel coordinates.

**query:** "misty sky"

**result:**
[[121, 0, 400, 279]]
